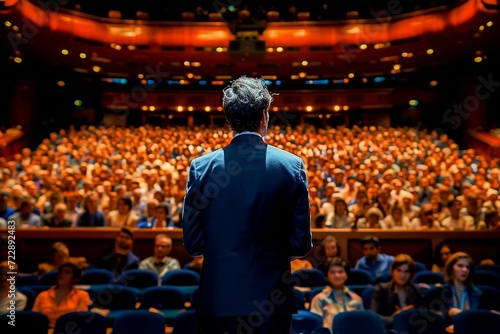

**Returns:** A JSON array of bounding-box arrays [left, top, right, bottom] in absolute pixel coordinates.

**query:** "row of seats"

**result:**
[[4, 308, 500, 334]]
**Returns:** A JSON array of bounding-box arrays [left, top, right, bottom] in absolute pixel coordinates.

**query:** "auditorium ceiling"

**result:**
[[1, 0, 499, 84]]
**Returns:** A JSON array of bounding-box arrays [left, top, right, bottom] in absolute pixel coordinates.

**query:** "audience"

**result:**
[[97, 227, 140, 278], [310, 257, 363, 332], [317, 235, 340, 276], [32, 262, 91, 327], [37, 242, 88, 277], [76, 192, 106, 227], [354, 236, 394, 281], [106, 196, 138, 227], [139, 234, 180, 284], [431, 241, 455, 275], [370, 254, 426, 329], [42, 202, 72, 227]]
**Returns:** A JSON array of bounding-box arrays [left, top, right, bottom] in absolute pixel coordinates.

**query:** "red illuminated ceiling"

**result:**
[[0, 0, 499, 80]]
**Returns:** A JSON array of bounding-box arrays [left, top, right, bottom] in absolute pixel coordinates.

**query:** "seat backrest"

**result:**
[[172, 310, 198, 334], [267, 11, 280, 22], [17, 287, 36, 311], [112, 310, 165, 334], [39, 270, 59, 286], [453, 309, 500, 334], [476, 285, 500, 311], [361, 286, 375, 310], [393, 309, 446, 334], [141, 286, 185, 310], [162, 269, 200, 286], [16, 274, 40, 286], [54, 311, 107, 334], [474, 270, 500, 289], [292, 310, 323, 334], [475, 264, 500, 275], [332, 310, 385, 334], [0, 311, 49, 334], [80, 268, 114, 285], [411, 271, 445, 285], [91, 286, 138, 310], [415, 262, 429, 272], [346, 269, 372, 285], [297, 12, 311, 21], [294, 289, 306, 310], [117, 269, 158, 289], [371, 271, 392, 285], [292, 269, 326, 288]]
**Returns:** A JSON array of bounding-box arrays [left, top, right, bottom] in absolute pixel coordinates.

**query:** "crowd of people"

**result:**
[[1, 124, 499, 232]]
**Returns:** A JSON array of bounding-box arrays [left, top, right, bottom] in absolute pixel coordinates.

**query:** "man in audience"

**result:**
[[42, 202, 72, 227], [0, 190, 15, 220], [8, 197, 41, 228], [354, 236, 394, 280], [97, 227, 140, 278], [139, 234, 180, 284], [317, 235, 340, 276], [441, 199, 476, 230]]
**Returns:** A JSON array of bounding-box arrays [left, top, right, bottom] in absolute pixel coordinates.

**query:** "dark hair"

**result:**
[[361, 236, 379, 248], [433, 240, 455, 267], [390, 254, 416, 280], [156, 202, 170, 216], [57, 262, 82, 286], [445, 252, 475, 287], [327, 257, 351, 276], [222, 76, 274, 133], [118, 196, 133, 210], [447, 199, 461, 208]]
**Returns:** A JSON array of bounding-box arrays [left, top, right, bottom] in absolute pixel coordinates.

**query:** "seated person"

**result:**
[[136, 202, 169, 228], [423, 252, 481, 327], [383, 205, 411, 229], [370, 254, 426, 329], [410, 203, 442, 229], [8, 197, 41, 228], [325, 198, 355, 229], [136, 198, 159, 227], [107, 196, 138, 228], [139, 234, 180, 284], [97, 227, 140, 278], [32, 262, 91, 328], [431, 241, 455, 275], [76, 192, 106, 227], [317, 235, 340, 277], [0, 261, 27, 311], [37, 242, 88, 276], [356, 207, 387, 229], [42, 202, 72, 227], [441, 199, 475, 230], [354, 236, 394, 281], [310, 257, 363, 332]]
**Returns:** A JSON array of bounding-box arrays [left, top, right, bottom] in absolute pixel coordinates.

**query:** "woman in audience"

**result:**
[[356, 207, 386, 228], [310, 257, 363, 333], [76, 192, 106, 227], [383, 204, 411, 229], [370, 254, 426, 329], [37, 242, 88, 276], [431, 241, 455, 274], [424, 252, 481, 326], [411, 203, 442, 229], [325, 198, 355, 228], [106, 196, 138, 227], [32, 262, 91, 328]]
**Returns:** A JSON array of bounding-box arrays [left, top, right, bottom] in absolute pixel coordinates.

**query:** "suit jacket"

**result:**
[[371, 281, 425, 328], [182, 134, 312, 317], [76, 211, 106, 227]]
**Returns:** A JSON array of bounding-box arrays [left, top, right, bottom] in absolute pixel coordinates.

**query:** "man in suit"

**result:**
[[182, 76, 312, 334]]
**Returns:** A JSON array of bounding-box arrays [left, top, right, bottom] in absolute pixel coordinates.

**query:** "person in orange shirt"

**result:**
[[32, 262, 91, 327]]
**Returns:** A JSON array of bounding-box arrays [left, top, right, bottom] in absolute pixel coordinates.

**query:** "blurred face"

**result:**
[[324, 242, 338, 258], [54, 207, 66, 220], [118, 200, 130, 214], [116, 232, 132, 250], [363, 243, 379, 261], [327, 265, 348, 289], [440, 246, 452, 264], [54, 248, 69, 265], [155, 207, 167, 221], [453, 258, 470, 284], [58, 266, 74, 286], [392, 263, 411, 287], [86, 196, 97, 213], [335, 201, 346, 215], [154, 237, 172, 259], [392, 208, 402, 220]]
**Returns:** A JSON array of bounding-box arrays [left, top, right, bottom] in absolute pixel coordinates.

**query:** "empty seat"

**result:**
[[39, 270, 59, 286], [112, 310, 165, 334], [172, 310, 197, 334], [292, 269, 326, 288], [412, 271, 445, 285], [80, 268, 113, 285], [453, 309, 500, 334], [345, 269, 372, 285], [16, 274, 40, 286], [292, 310, 323, 334], [0, 310, 48, 334], [116, 269, 158, 289], [393, 309, 446, 334], [415, 261, 429, 272], [474, 270, 500, 289], [54, 311, 107, 334], [140, 286, 186, 325], [331, 310, 385, 334], [17, 286, 36, 311]]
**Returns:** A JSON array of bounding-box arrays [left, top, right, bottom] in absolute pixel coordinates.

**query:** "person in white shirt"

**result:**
[[325, 198, 355, 229], [441, 199, 475, 230], [384, 205, 412, 229]]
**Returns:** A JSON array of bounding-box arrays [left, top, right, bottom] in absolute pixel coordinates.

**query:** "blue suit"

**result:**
[[182, 134, 312, 318]]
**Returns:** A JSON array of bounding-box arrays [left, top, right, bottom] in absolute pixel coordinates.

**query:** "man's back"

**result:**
[[183, 134, 311, 316]]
